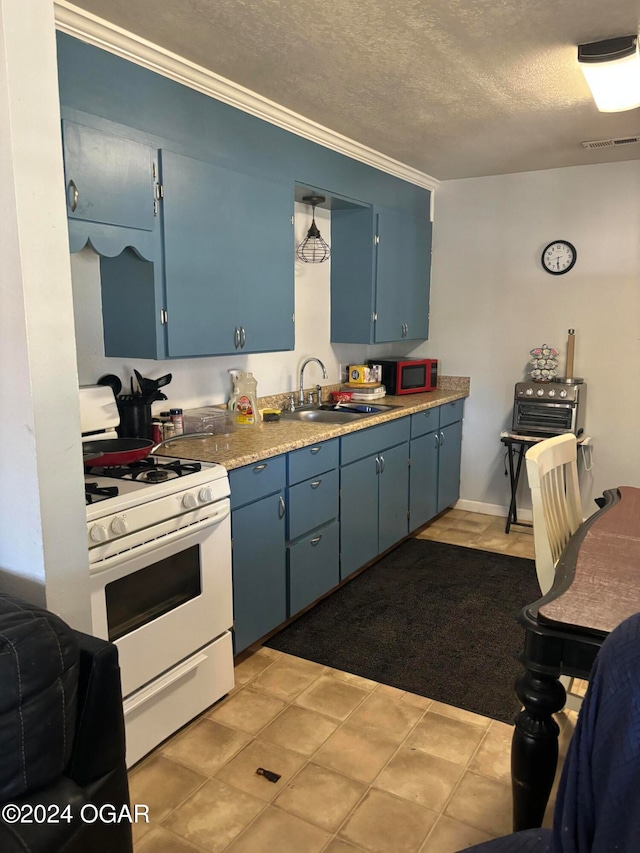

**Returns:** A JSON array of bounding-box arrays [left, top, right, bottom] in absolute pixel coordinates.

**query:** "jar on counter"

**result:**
[[169, 408, 184, 435]]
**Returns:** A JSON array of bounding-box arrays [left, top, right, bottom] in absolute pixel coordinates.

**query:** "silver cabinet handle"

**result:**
[[240, 326, 246, 348], [234, 327, 240, 349], [310, 535, 322, 546], [439, 431, 445, 445], [253, 463, 267, 472], [375, 455, 380, 474], [379, 454, 385, 473], [435, 433, 440, 448], [68, 179, 79, 212], [310, 480, 322, 489], [423, 410, 432, 419], [278, 495, 286, 519], [310, 446, 322, 455]]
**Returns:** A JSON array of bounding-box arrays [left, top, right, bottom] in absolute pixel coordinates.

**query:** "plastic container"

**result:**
[[228, 370, 240, 413], [235, 372, 261, 427], [183, 407, 235, 435]]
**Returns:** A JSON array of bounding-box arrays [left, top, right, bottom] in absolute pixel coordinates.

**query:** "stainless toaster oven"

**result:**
[[512, 381, 586, 436]]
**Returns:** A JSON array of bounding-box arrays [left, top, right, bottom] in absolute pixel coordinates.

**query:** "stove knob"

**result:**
[[89, 523, 108, 543], [182, 492, 198, 510], [536, 388, 545, 396], [559, 390, 568, 399], [525, 388, 533, 396], [111, 515, 128, 536], [199, 486, 214, 504], [547, 389, 556, 397]]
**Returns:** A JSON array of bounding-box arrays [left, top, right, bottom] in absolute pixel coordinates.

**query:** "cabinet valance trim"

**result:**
[[54, 1, 438, 198]]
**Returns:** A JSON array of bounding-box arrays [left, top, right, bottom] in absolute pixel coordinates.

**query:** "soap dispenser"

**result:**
[[235, 372, 261, 427]]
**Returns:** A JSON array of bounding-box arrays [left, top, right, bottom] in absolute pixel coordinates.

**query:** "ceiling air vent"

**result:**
[[582, 135, 640, 149]]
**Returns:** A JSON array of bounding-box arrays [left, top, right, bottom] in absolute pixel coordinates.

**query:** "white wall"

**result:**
[[0, 0, 90, 628], [414, 160, 640, 517], [72, 203, 396, 409]]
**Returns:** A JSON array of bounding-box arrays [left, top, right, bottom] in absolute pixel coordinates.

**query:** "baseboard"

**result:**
[[454, 499, 533, 523]]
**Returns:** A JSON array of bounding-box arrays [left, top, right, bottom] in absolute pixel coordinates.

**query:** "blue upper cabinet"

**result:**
[[61, 119, 157, 258], [160, 150, 294, 357], [330, 203, 432, 344], [374, 207, 432, 343]]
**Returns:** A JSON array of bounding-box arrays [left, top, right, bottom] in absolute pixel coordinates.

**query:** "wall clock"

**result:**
[[541, 240, 577, 275]]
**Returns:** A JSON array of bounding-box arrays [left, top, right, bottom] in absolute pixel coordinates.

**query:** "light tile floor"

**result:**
[[130, 509, 579, 853]]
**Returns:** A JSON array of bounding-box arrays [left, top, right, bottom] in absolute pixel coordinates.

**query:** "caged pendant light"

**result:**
[[296, 195, 331, 263]]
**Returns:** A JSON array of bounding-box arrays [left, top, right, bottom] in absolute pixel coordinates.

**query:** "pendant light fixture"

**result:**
[[296, 195, 331, 263]]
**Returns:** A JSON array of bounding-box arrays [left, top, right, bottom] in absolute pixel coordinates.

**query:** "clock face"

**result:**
[[541, 240, 576, 275]]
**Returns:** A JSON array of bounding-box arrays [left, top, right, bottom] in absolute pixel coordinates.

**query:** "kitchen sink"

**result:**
[[281, 403, 403, 424]]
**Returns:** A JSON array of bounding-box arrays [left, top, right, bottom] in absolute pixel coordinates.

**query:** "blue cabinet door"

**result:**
[[409, 430, 439, 530], [374, 207, 431, 343], [378, 441, 410, 552], [160, 150, 294, 357], [231, 491, 287, 654], [437, 419, 463, 513], [340, 455, 379, 579], [62, 120, 156, 232], [288, 521, 340, 616]]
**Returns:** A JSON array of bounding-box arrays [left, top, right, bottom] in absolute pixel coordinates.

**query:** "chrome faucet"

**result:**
[[299, 357, 328, 405]]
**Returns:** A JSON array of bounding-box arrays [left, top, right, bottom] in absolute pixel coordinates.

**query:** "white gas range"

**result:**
[[81, 385, 234, 767]]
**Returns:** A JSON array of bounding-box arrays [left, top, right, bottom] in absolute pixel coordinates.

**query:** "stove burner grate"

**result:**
[[85, 458, 203, 482], [86, 482, 119, 505]]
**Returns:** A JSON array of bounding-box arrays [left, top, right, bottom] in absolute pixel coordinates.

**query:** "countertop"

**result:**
[[157, 377, 470, 471]]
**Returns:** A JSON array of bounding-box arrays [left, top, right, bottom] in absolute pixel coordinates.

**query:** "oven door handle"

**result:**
[[90, 501, 231, 573], [123, 651, 209, 716]]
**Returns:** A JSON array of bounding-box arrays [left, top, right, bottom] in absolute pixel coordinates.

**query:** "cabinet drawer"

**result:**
[[439, 399, 464, 428], [288, 439, 339, 485], [229, 455, 286, 509], [410, 407, 440, 438], [288, 521, 339, 616], [340, 418, 410, 465], [288, 469, 339, 541]]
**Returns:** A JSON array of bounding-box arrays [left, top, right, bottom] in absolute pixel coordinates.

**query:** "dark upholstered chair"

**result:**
[[0, 594, 133, 852]]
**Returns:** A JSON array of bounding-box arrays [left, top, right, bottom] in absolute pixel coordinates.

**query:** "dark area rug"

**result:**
[[267, 538, 540, 724]]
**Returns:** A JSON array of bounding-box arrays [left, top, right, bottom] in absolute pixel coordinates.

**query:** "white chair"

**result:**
[[525, 433, 584, 711]]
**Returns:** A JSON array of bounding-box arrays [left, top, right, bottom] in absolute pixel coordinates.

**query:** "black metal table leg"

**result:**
[[505, 442, 526, 533]]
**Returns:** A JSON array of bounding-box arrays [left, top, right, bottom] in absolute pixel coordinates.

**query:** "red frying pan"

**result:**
[[83, 438, 154, 467]]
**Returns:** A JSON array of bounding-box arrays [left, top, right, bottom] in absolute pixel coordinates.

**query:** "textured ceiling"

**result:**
[[66, 0, 640, 180]]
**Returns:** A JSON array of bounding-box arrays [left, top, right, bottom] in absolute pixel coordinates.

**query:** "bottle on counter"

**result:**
[[169, 408, 184, 435], [235, 372, 261, 428]]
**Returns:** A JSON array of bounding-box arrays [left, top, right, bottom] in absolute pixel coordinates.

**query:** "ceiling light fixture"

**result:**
[[296, 195, 331, 264], [578, 35, 640, 112]]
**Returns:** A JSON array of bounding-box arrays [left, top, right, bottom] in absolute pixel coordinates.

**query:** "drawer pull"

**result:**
[[310, 480, 322, 489], [310, 446, 322, 454], [310, 535, 322, 546], [253, 463, 268, 472], [379, 454, 385, 473], [278, 495, 286, 519], [424, 410, 431, 418]]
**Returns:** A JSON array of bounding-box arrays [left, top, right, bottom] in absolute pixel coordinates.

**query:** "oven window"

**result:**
[[515, 403, 574, 431], [401, 364, 426, 389], [105, 546, 201, 641]]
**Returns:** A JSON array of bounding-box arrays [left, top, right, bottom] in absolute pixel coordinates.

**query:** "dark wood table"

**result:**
[[511, 485, 640, 831]]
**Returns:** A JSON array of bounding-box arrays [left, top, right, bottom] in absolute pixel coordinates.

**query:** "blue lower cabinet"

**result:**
[[288, 521, 340, 616], [408, 407, 463, 531], [287, 469, 339, 541], [230, 458, 287, 654], [437, 419, 463, 513], [409, 429, 439, 530], [340, 435, 409, 580]]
